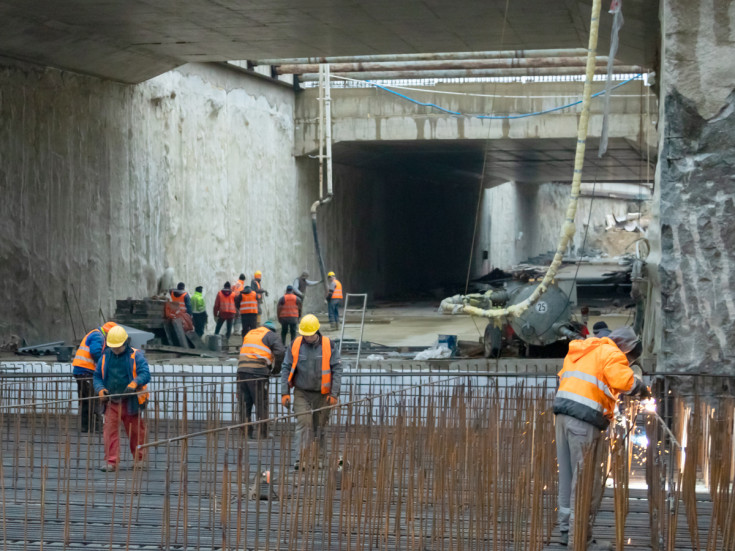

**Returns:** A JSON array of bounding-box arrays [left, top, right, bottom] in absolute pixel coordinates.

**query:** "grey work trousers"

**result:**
[[292, 388, 331, 462], [555, 414, 604, 543]]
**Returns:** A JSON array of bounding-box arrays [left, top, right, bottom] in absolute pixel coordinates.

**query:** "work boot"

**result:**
[[100, 463, 117, 473], [559, 531, 568, 546], [587, 539, 612, 551], [331, 322, 338, 331]]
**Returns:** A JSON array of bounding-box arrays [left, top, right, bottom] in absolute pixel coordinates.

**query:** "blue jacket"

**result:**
[[72, 327, 106, 376], [93, 345, 151, 415]]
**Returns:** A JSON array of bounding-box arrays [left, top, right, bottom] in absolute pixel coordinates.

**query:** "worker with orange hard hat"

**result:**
[[251, 271, 269, 325], [72, 321, 117, 433]]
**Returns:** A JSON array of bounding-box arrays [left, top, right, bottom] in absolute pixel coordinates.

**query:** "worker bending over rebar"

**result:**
[[553, 326, 650, 549]]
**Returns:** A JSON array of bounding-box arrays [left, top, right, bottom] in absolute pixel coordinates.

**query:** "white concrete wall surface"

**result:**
[[0, 59, 320, 342]]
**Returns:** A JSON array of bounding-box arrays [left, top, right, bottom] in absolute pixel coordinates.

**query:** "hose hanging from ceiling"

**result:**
[[440, 0, 604, 320]]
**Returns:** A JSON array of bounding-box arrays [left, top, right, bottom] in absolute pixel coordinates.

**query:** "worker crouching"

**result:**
[[93, 326, 150, 472], [280, 314, 342, 470]]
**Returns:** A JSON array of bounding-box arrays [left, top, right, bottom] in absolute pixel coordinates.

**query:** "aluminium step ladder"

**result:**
[[338, 293, 368, 369]]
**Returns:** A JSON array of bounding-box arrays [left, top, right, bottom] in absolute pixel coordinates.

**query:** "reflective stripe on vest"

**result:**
[[218, 291, 236, 315], [72, 329, 103, 371], [239, 327, 275, 365], [332, 279, 343, 300], [232, 280, 245, 295], [280, 294, 299, 318], [100, 349, 149, 406], [287, 336, 332, 395], [239, 291, 258, 314]]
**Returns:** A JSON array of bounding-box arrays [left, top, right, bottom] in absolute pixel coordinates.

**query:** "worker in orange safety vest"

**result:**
[[213, 281, 237, 340], [280, 314, 342, 470], [72, 321, 117, 433], [235, 285, 259, 337], [277, 285, 302, 344], [326, 271, 343, 330]]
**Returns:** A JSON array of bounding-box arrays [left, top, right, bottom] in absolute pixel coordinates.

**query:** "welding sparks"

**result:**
[[641, 398, 657, 414]]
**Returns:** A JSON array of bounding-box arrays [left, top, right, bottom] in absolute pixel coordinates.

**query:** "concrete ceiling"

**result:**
[[0, 0, 659, 84], [333, 138, 656, 186]]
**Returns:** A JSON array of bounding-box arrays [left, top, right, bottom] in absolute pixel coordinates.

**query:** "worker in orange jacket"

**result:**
[[553, 326, 650, 548], [280, 314, 342, 470], [277, 285, 302, 344], [72, 321, 117, 433], [213, 282, 237, 340]]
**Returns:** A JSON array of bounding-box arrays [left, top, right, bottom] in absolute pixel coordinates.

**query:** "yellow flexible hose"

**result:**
[[449, 0, 603, 320]]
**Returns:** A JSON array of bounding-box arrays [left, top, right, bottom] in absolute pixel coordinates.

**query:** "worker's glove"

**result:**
[[281, 395, 291, 409], [98, 389, 110, 402], [264, 291, 269, 297], [326, 395, 339, 407], [123, 382, 138, 395], [638, 385, 652, 400]]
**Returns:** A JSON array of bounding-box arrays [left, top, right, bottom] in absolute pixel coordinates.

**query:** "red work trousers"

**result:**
[[103, 401, 146, 465]]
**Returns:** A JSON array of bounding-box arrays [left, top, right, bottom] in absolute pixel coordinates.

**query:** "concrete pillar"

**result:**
[[651, 0, 735, 373]]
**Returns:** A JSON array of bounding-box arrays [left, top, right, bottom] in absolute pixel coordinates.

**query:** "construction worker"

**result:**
[[292, 271, 321, 301], [553, 326, 650, 548], [71, 321, 117, 433], [251, 271, 268, 325], [592, 321, 611, 338], [213, 281, 236, 340], [191, 286, 207, 337], [93, 326, 150, 472], [170, 282, 192, 316], [326, 271, 343, 330], [277, 285, 302, 344], [280, 314, 342, 469], [236, 284, 259, 336], [232, 274, 246, 296], [237, 321, 285, 439]]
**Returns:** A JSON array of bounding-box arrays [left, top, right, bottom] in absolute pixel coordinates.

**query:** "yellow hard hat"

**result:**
[[106, 325, 129, 348], [254, 270, 262, 278], [327, 271, 335, 277], [298, 314, 320, 336]]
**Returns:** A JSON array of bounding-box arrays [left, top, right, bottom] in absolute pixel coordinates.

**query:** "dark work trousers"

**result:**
[[214, 317, 233, 339], [280, 321, 297, 344], [241, 313, 258, 337], [192, 312, 207, 337], [237, 372, 269, 439], [74, 374, 102, 432]]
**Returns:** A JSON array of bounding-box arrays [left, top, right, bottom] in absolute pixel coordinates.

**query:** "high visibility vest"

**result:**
[[239, 327, 275, 366], [100, 348, 149, 406], [279, 294, 300, 318], [170, 291, 185, 304], [72, 328, 104, 371], [554, 337, 634, 430], [217, 291, 236, 315], [232, 280, 245, 295], [287, 336, 332, 395], [252, 279, 262, 300], [239, 290, 258, 314], [331, 279, 343, 300]]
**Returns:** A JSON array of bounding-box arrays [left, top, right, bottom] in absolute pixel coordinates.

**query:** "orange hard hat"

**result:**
[[102, 321, 117, 333], [254, 270, 262, 278]]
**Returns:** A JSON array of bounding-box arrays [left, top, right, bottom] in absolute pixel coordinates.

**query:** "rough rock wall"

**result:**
[[651, 0, 735, 373], [0, 58, 318, 342]]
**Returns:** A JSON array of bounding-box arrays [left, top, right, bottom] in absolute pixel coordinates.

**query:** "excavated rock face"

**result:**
[[655, 0, 735, 374], [658, 90, 735, 373]]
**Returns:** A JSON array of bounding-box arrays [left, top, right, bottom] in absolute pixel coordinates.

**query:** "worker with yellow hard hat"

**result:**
[[93, 325, 151, 472], [71, 321, 118, 433], [326, 271, 343, 331], [251, 270, 269, 325], [280, 314, 343, 470]]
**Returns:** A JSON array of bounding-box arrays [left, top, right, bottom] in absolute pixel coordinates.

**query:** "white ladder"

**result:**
[[338, 293, 368, 369]]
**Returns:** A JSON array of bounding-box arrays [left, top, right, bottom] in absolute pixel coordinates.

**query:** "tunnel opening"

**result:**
[[318, 140, 486, 303]]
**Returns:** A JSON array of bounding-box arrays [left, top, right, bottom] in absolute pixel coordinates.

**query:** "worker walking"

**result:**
[[93, 326, 150, 472], [214, 282, 237, 340], [237, 321, 285, 439], [277, 285, 302, 344], [236, 285, 259, 336], [553, 326, 650, 548], [72, 321, 117, 433], [251, 271, 268, 324], [191, 286, 208, 337], [280, 314, 342, 469], [326, 271, 343, 330], [292, 271, 321, 301], [170, 282, 192, 316], [232, 274, 246, 296]]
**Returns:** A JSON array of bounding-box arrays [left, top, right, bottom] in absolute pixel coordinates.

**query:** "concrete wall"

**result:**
[[474, 182, 637, 273], [650, 0, 735, 373], [0, 58, 319, 343]]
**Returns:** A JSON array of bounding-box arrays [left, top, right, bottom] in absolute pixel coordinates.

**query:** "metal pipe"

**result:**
[[299, 65, 643, 82], [276, 56, 611, 75], [255, 48, 591, 66], [311, 64, 332, 293]]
